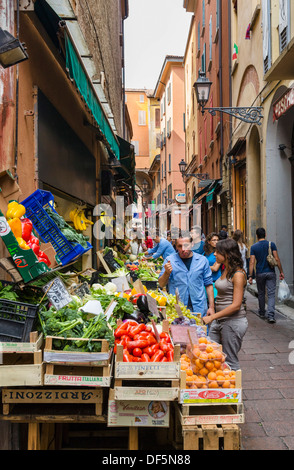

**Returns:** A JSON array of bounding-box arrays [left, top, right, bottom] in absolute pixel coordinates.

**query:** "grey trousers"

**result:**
[[255, 271, 276, 319], [209, 317, 248, 370]]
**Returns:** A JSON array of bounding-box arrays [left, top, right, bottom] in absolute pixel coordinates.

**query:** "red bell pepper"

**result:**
[[21, 218, 33, 242]]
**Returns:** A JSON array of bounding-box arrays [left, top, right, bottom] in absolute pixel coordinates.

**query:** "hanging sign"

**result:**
[[273, 87, 294, 122]]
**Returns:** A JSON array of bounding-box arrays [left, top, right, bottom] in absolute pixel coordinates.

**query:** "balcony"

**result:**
[[264, 36, 294, 82]]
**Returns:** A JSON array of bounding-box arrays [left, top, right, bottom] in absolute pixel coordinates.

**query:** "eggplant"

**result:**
[[122, 310, 149, 324], [136, 294, 149, 313]]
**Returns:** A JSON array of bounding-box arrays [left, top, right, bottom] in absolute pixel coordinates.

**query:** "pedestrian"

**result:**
[[248, 227, 284, 323], [204, 232, 222, 282], [232, 229, 248, 273], [142, 230, 153, 250], [124, 229, 143, 256], [218, 224, 228, 240], [158, 235, 214, 317], [145, 230, 175, 261], [190, 225, 205, 255], [202, 238, 248, 370]]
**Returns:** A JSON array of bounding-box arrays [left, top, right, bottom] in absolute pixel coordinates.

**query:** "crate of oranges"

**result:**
[[179, 336, 242, 404]]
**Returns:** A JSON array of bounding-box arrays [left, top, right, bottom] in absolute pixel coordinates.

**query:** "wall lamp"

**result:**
[[179, 159, 209, 181], [0, 28, 28, 68], [193, 71, 263, 125]]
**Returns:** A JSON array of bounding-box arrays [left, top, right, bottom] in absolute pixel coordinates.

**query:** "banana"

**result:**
[[80, 210, 94, 226], [73, 209, 83, 231]]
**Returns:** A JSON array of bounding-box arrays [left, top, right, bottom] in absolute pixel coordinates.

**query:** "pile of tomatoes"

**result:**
[[114, 321, 174, 362]]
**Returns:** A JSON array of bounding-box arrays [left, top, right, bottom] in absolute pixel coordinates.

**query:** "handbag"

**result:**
[[267, 241, 278, 268]]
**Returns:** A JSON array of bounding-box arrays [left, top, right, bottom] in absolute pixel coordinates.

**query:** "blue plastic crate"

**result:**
[[21, 190, 92, 266]]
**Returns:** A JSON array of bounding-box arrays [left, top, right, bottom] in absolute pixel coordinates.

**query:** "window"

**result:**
[[209, 15, 212, 61], [155, 108, 160, 128], [167, 118, 171, 138], [138, 110, 146, 126], [168, 153, 172, 172], [156, 133, 161, 148], [197, 21, 201, 53], [202, 0, 205, 28], [131, 140, 139, 155], [139, 94, 145, 103], [201, 43, 206, 73], [167, 83, 172, 104], [168, 183, 172, 201]]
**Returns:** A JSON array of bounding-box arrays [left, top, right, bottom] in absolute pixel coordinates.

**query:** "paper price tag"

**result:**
[[43, 277, 72, 310]]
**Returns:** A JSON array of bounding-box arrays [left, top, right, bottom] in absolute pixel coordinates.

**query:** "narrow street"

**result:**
[[240, 292, 294, 450]]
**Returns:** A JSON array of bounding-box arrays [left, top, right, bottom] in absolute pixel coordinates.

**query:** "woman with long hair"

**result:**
[[204, 233, 222, 282], [202, 238, 248, 370], [232, 229, 248, 273]]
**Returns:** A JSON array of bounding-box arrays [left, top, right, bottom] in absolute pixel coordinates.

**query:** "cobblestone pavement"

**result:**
[[240, 291, 294, 450]]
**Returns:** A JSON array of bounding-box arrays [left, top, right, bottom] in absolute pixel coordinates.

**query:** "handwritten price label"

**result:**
[[43, 277, 72, 310]]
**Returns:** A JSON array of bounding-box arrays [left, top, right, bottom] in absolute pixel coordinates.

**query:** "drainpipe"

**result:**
[[219, 0, 223, 181], [14, 0, 20, 182]]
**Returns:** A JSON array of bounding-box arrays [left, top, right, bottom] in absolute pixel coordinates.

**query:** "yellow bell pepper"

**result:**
[[8, 218, 22, 238], [157, 295, 167, 306], [6, 201, 26, 219], [16, 237, 30, 250]]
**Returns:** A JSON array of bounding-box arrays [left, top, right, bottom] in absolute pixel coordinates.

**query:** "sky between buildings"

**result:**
[[124, 0, 193, 91]]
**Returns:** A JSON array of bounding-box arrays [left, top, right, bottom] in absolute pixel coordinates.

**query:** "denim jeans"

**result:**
[[255, 271, 277, 319]]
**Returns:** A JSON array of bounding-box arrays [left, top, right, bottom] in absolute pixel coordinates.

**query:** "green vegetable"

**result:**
[[45, 206, 89, 248]]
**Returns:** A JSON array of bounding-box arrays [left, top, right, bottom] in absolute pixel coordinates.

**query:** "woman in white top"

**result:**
[[232, 230, 248, 273]]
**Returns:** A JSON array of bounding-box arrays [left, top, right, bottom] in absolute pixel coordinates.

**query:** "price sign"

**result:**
[[146, 293, 160, 318], [43, 277, 72, 310], [72, 282, 90, 299]]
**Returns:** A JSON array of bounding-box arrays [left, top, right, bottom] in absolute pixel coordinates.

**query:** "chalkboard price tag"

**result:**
[[43, 277, 72, 310]]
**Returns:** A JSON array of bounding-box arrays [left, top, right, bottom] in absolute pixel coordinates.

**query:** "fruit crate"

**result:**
[[0, 331, 43, 387], [43, 336, 113, 387], [114, 321, 181, 401], [182, 423, 241, 450], [21, 189, 92, 266], [0, 298, 39, 342]]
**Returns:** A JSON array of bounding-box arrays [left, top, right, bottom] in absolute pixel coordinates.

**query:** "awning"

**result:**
[[192, 181, 215, 204], [206, 180, 222, 202], [34, 0, 120, 160]]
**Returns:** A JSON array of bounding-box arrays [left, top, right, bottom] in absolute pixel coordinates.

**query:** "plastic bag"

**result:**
[[277, 280, 291, 302]]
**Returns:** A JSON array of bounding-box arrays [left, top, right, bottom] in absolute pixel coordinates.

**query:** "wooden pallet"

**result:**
[[43, 336, 112, 387], [182, 423, 241, 450], [1, 387, 104, 416], [0, 332, 44, 387]]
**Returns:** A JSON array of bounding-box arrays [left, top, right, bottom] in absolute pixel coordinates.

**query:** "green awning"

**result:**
[[34, 0, 120, 160], [65, 34, 120, 159], [114, 136, 136, 201], [206, 180, 222, 202]]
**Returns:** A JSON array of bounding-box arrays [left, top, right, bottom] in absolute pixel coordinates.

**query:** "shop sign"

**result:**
[[273, 87, 294, 122], [175, 193, 186, 203]]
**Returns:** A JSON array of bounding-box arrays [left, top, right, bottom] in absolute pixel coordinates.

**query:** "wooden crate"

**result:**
[[1, 387, 104, 416], [114, 322, 181, 401], [182, 423, 241, 450], [179, 370, 242, 405], [0, 331, 44, 387], [43, 336, 112, 387], [178, 402, 245, 425]]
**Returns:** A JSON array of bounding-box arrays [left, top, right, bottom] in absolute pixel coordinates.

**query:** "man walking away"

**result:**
[[248, 227, 284, 323]]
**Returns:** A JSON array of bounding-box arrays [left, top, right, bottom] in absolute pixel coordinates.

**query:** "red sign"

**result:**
[[198, 390, 226, 399], [273, 87, 294, 122]]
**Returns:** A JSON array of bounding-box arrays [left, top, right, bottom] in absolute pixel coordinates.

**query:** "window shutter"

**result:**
[[138, 110, 146, 125], [279, 0, 291, 52], [202, 0, 205, 27], [209, 15, 212, 60], [262, 0, 272, 74]]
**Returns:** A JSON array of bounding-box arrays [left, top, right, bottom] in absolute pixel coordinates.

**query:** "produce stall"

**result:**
[[0, 208, 244, 450]]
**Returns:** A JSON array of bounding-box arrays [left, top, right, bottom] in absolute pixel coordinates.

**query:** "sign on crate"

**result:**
[[108, 396, 170, 427], [43, 277, 72, 310]]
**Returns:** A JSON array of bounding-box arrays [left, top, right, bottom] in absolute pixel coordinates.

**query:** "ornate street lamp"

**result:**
[[193, 71, 263, 125], [178, 159, 210, 181], [0, 28, 28, 68]]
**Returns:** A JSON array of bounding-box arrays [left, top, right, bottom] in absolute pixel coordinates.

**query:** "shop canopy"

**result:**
[[206, 180, 222, 202], [34, 0, 120, 160], [114, 137, 136, 201]]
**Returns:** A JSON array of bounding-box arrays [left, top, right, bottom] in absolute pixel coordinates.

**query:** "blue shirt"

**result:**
[[191, 240, 205, 255], [147, 238, 175, 260], [250, 240, 277, 274], [159, 252, 213, 315], [205, 252, 222, 282]]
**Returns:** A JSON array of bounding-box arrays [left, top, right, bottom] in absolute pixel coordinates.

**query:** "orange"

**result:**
[[214, 360, 222, 369], [199, 352, 208, 362], [206, 345, 214, 354], [209, 381, 219, 388], [198, 337, 207, 344], [199, 367, 209, 376], [207, 371, 217, 380], [222, 381, 231, 388], [181, 362, 189, 370], [205, 361, 214, 371], [186, 368, 193, 376]]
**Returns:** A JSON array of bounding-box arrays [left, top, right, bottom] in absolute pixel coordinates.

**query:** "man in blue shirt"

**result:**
[[249, 227, 284, 323], [158, 236, 214, 317], [145, 232, 175, 260]]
